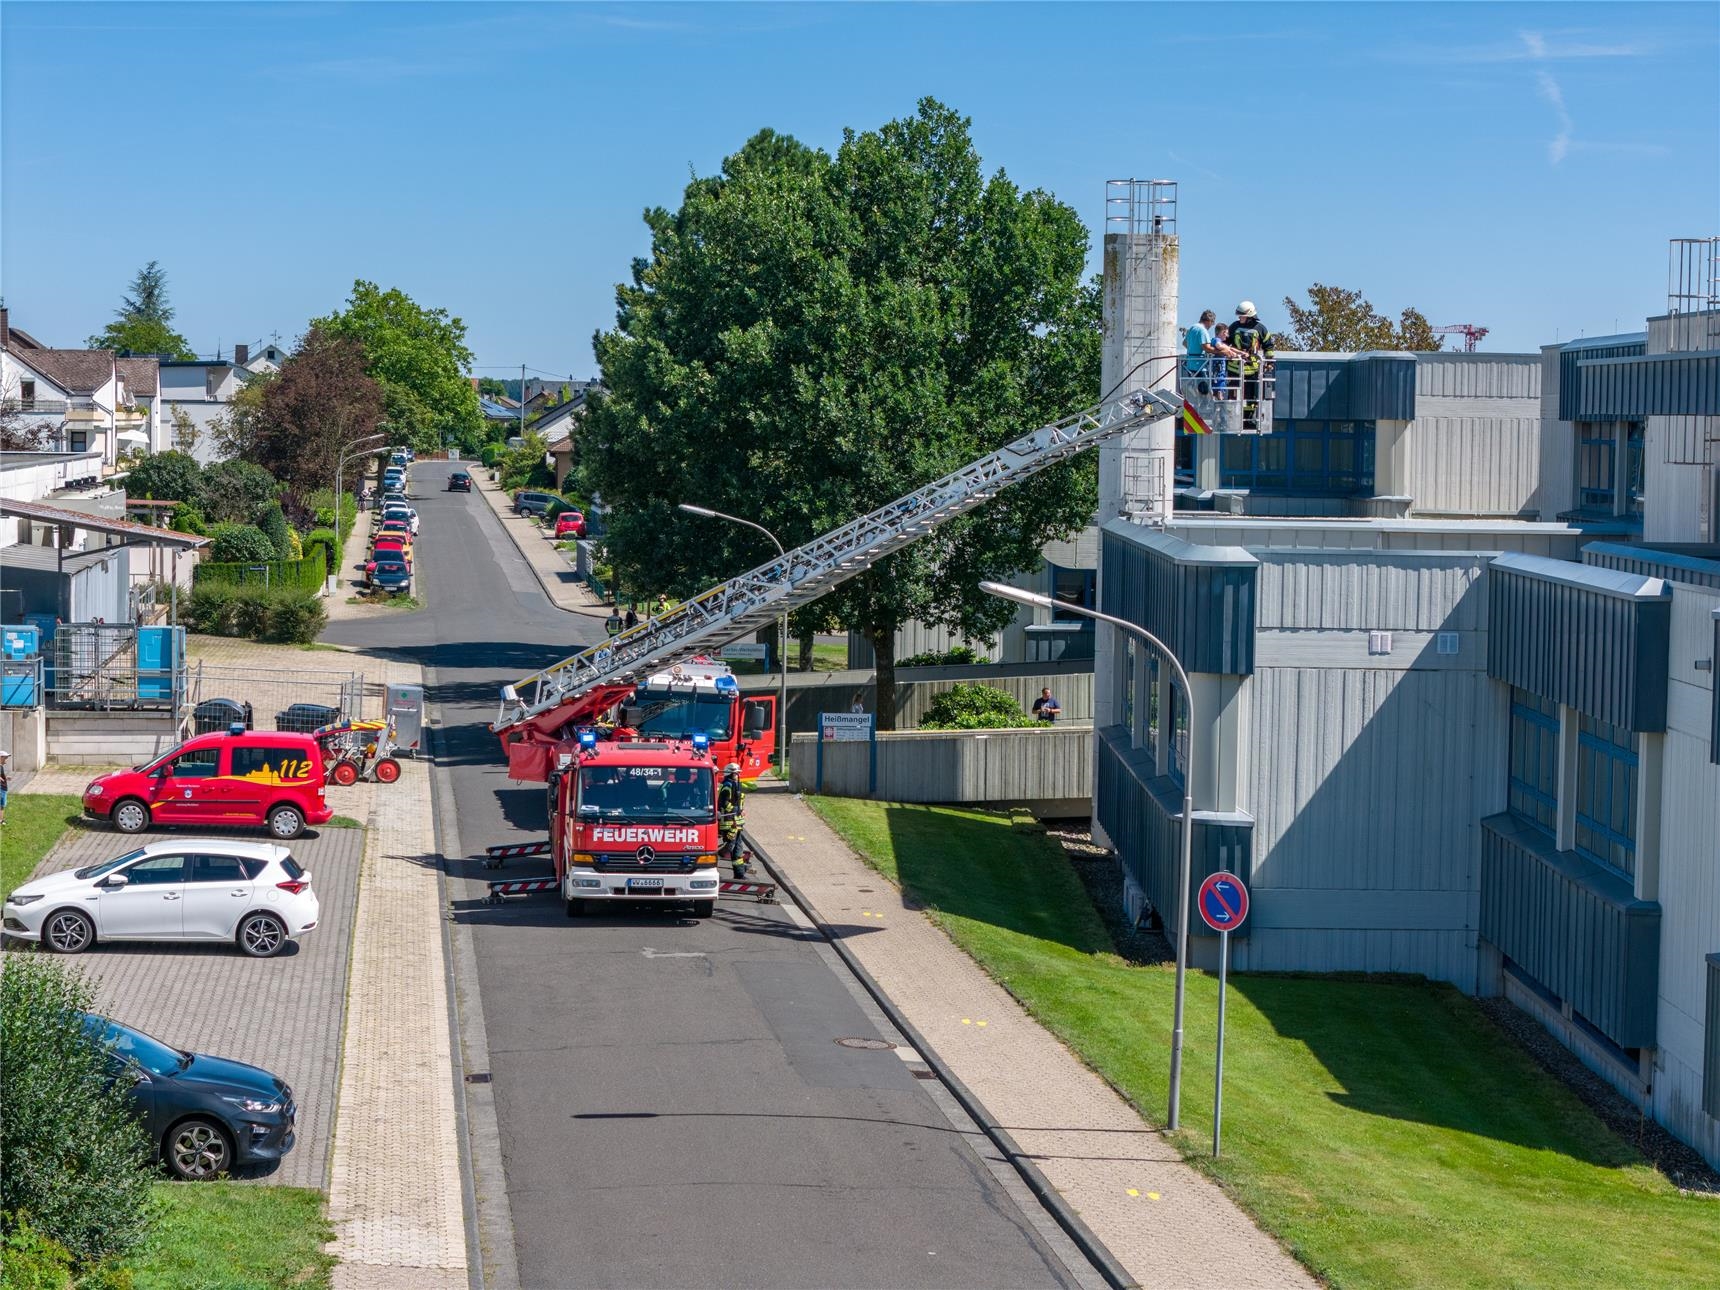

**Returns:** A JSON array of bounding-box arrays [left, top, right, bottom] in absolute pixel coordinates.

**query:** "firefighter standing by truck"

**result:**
[[717, 762, 747, 877]]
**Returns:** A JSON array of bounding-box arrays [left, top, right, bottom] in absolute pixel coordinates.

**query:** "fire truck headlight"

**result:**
[[695, 854, 717, 867]]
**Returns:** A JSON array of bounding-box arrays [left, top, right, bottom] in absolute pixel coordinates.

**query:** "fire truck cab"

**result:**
[[553, 734, 723, 919], [616, 661, 774, 779]]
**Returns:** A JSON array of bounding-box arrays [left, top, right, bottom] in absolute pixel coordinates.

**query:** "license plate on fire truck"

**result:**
[[627, 877, 665, 890]]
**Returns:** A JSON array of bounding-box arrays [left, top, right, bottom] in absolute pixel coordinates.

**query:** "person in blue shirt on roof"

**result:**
[[1184, 310, 1219, 393]]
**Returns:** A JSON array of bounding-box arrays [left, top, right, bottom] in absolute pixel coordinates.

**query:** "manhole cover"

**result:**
[[834, 1037, 896, 1051]]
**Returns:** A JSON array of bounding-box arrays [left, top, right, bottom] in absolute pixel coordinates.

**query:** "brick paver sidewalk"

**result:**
[[474, 473, 609, 619], [325, 657, 467, 1289], [744, 784, 1314, 1290]]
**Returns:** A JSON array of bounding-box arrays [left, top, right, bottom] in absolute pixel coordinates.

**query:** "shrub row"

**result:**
[[184, 582, 328, 644], [918, 682, 1035, 730], [193, 551, 326, 594]]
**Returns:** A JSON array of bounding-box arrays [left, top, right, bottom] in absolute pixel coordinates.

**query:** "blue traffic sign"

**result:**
[[1197, 872, 1249, 933]]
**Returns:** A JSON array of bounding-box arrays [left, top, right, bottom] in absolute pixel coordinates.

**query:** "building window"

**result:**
[[1623, 421, 1645, 517], [1220, 419, 1375, 496], [69, 430, 87, 453], [19, 379, 35, 407], [1576, 423, 1617, 513], [1145, 652, 1160, 757], [1574, 713, 1637, 877], [1051, 566, 1096, 622], [1165, 681, 1188, 785], [1120, 638, 1135, 739], [1508, 688, 1559, 839], [205, 369, 219, 400]]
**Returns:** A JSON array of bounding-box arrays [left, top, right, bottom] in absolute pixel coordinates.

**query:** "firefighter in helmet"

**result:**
[[717, 762, 747, 877]]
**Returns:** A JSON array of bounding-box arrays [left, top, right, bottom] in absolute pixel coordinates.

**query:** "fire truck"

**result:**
[[496, 657, 774, 787], [551, 731, 725, 919]]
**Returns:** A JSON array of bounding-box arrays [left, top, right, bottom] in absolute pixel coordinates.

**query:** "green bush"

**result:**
[[194, 554, 324, 595], [199, 460, 276, 525], [302, 528, 339, 576], [206, 523, 277, 565], [167, 503, 205, 536], [257, 503, 294, 558], [898, 644, 987, 668], [260, 589, 327, 644], [1, 1218, 74, 1290], [184, 583, 324, 643], [123, 451, 203, 505], [918, 683, 1034, 730], [185, 582, 238, 636], [479, 444, 501, 468], [0, 959, 154, 1266]]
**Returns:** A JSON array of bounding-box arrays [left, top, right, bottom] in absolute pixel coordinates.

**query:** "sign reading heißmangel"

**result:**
[[587, 825, 702, 845], [819, 712, 874, 742], [720, 642, 770, 662]]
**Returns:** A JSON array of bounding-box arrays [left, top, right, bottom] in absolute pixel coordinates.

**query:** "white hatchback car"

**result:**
[[2, 840, 318, 958]]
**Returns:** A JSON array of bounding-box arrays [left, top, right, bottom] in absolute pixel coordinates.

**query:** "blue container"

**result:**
[[135, 626, 184, 702], [2, 624, 41, 706], [1, 625, 40, 660]]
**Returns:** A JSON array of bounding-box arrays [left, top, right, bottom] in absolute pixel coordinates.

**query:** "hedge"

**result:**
[[193, 551, 327, 593], [184, 583, 328, 644]]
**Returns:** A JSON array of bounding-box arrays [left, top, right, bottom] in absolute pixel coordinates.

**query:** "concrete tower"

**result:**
[[1093, 180, 1179, 758]]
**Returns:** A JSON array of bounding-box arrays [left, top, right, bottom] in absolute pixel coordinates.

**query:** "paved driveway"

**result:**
[[20, 821, 362, 1190]]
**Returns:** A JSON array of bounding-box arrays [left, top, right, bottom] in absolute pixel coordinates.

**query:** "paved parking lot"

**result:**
[[21, 820, 363, 1190]]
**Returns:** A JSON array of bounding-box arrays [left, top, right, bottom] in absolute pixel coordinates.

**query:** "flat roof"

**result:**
[[0, 451, 105, 473], [0, 498, 208, 548], [0, 543, 128, 574]]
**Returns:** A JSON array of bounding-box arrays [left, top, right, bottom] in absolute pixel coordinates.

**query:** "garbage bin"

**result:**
[[386, 682, 425, 754], [193, 698, 253, 735]]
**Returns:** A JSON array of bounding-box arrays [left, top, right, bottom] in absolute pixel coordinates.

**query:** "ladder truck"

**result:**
[[483, 386, 1185, 904]]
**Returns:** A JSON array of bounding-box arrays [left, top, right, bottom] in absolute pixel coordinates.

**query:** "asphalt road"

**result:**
[[327, 462, 1081, 1290]]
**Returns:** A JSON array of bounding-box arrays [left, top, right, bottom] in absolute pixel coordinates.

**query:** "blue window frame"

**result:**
[[1508, 688, 1559, 839], [1576, 422, 1617, 514], [1574, 713, 1637, 877], [1165, 680, 1187, 785], [1220, 419, 1374, 495], [1623, 421, 1645, 518]]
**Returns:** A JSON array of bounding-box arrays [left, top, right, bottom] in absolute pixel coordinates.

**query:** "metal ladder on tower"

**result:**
[[492, 388, 1183, 738]]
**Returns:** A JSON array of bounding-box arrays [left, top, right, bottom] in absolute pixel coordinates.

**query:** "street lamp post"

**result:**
[[332, 434, 390, 597], [678, 504, 789, 778], [978, 580, 1197, 1131]]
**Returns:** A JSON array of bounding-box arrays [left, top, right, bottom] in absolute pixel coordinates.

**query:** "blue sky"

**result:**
[[3, 2, 1714, 377]]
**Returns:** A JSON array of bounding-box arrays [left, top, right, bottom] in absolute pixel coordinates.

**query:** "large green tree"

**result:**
[[87, 260, 196, 359], [314, 282, 482, 453], [1279, 283, 1446, 352], [581, 99, 1101, 726]]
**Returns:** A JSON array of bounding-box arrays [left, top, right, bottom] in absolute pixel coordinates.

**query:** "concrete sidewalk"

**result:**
[[473, 473, 609, 619], [326, 653, 468, 1289], [744, 783, 1314, 1290]]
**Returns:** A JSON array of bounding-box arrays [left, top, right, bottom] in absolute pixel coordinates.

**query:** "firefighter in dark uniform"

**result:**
[[717, 762, 747, 877], [1228, 300, 1275, 431]]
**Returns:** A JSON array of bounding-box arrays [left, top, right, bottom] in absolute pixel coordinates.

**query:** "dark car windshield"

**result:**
[[84, 1016, 188, 1078], [74, 847, 148, 880], [578, 766, 713, 821], [627, 690, 733, 741], [373, 560, 409, 573]]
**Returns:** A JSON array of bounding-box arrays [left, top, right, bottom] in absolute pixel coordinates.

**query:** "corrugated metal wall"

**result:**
[[1408, 415, 1544, 516], [1573, 351, 1720, 419], [1705, 956, 1720, 1120], [1415, 354, 1541, 399], [1581, 541, 1720, 594], [1095, 726, 1252, 935], [1271, 354, 1416, 421], [1559, 336, 1645, 421], [742, 665, 1095, 734], [790, 726, 1092, 805], [1479, 815, 1661, 1050], [1100, 523, 1257, 675], [1487, 559, 1671, 731], [1254, 552, 1488, 631], [1172, 519, 1586, 561]]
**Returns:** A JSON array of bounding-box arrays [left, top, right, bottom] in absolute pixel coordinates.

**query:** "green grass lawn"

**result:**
[[727, 643, 850, 675], [129, 1182, 333, 1290], [0, 793, 82, 897], [805, 797, 1720, 1290]]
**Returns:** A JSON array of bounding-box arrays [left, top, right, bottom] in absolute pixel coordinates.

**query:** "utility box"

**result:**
[[387, 682, 425, 754]]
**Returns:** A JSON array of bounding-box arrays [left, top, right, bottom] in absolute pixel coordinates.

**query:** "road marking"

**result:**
[[641, 947, 707, 959]]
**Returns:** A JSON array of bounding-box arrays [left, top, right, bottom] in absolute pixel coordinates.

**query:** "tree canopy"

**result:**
[[581, 99, 1101, 726], [245, 325, 384, 491], [86, 260, 195, 359], [123, 449, 203, 504], [313, 281, 482, 453], [1279, 284, 1445, 352]]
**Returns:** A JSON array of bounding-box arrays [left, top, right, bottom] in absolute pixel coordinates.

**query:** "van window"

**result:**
[[164, 748, 220, 778], [230, 744, 316, 781]]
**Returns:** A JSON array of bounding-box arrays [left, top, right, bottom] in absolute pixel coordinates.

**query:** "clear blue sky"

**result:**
[[4, 2, 1715, 376]]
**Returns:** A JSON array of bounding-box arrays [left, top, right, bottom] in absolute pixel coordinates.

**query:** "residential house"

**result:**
[[1, 309, 160, 465], [160, 344, 264, 464], [533, 388, 592, 490]]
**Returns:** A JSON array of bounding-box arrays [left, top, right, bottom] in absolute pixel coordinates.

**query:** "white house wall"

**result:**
[[1651, 585, 1720, 1168]]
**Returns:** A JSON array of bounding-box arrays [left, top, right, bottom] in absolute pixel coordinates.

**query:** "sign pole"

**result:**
[[1213, 927, 1229, 1159]]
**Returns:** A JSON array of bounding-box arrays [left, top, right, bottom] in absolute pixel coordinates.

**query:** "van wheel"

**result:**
[[267, 804, 305, 840], [692, 900, 715, 919], [374, 758, 401, 784], [112, 798, 150, 834]]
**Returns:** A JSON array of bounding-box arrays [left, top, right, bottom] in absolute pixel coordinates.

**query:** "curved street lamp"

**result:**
[[978, 579, 1197, 1131], [679, 503, 789, 778], [331, 433, 390, 596]]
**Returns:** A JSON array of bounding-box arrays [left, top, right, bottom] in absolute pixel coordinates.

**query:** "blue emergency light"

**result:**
[[713, 675, 738, 694], [690, 732, 710, 752], [577, 728, 599, 750]]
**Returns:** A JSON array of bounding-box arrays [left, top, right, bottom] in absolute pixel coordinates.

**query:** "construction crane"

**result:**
[[1432, 323, 1489, 352], [491, 387, 1183, 772]]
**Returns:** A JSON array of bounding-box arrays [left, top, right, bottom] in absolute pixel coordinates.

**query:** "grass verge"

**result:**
[[345, 594, 423, 610], [129, 1182, 333, 1290], [804, 797, 1720, 1290], [1, 794, 82, 896], [323, 815, 364, 829]]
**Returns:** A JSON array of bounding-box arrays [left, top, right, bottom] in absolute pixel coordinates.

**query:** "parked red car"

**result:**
[[82, 729, 332, 840], [554, 511, 586, 538]]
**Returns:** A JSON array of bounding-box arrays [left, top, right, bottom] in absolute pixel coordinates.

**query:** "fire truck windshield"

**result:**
[[577, 766, 714, 821], [627, 690, 733, 740]]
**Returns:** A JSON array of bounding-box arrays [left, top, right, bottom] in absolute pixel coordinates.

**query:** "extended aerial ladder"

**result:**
[[491, 387, 1184, 776]]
